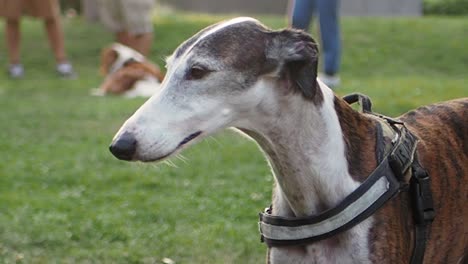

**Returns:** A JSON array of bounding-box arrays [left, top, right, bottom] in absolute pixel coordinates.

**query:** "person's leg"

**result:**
[[113, 0, 135, 50], [132, 32, 152, 56], [120, 0, 154, 56], [317, 0, 341, 76], [98, 0, 125, 47], [5, 18, 21, 64], [289, 0, 316, 31], [43, 17, 67, 63], [5, 18, 24, 78], [44, 16, 76, 77], [117, 32, 151, 56], [116, 31, 133, 47]]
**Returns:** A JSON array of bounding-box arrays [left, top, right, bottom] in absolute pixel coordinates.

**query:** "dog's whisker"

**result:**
[[149, 163, 162, 169], [176, 154, 189, 164], [208, 135, 223, 147], [163, 159, 179, 168]]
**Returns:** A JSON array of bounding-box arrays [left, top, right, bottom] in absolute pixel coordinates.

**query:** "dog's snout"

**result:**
[[109, 132, 137, 161]]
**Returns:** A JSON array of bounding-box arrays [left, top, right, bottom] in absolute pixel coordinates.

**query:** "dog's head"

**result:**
[[100, 43, 146, 76], [98, 43, 165, 95], [110, 17, 321, 162]]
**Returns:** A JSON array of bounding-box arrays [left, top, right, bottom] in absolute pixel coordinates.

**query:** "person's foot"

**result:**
[[56, 61, 77, 79], [8, 64, 24, 79], [319, 73, 340, 88]]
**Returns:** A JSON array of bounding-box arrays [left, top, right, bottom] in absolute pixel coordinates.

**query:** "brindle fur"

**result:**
[[335, 96, 467, 263], [399, 99, 467, 263]]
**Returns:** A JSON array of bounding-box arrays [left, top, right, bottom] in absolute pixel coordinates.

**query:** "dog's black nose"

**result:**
[[109, 132, 137, 161]]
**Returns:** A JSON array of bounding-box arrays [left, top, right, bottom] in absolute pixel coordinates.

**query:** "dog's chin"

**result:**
[[136, 131, 203, 163], [136, 150, 177, 163]]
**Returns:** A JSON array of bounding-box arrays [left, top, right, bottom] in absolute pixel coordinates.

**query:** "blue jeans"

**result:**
[[290, 0, 341, 75]]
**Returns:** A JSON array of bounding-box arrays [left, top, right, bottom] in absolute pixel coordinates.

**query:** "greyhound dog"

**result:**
[[109, 17, 467, 263]]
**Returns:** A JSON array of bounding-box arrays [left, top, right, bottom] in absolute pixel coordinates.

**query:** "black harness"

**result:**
[[258, 93, 435, 264]]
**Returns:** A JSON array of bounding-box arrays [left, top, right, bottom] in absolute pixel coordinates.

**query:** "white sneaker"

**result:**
[[319, 73, 340, 88], [56, 62, 77, 79], [8, 64, 24, 79]]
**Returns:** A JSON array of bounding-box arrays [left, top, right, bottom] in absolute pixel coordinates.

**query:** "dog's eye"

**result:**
[[187, 65, 210, 80]]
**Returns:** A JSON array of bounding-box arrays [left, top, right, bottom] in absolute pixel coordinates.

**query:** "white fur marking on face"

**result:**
[[184, 17, 258, 57], [167, 17, 258, 73]]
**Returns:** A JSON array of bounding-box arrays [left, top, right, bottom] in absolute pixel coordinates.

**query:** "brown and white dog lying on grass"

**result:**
[[109, 17, 467, 263], [92, 43, 165, 98]]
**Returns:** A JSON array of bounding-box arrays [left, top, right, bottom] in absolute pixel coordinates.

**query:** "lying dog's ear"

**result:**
[[264, 29, 319, 100], [100, 48, 118, 76]]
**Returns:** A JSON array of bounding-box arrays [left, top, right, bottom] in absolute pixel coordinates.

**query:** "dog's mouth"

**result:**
[[178, 131, 202, 147], [140, 131, 202, 162]]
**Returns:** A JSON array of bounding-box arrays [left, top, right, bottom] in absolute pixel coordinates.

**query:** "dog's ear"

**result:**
[[100, 48, 118, 76], [264, 29, 319, 100]]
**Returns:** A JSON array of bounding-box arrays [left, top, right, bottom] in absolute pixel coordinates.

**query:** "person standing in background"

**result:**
[[0, 0, 76, 78], [97, 0, 155, 56], [289, 0, 341, 88]]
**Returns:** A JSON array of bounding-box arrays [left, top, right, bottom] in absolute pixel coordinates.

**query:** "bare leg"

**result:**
[[5, 18, 21, 64], [133, 32, 152, 56], [116, 31, 132, 47], [44, 16, 76, 77], [116, 31, 152, 56], [43, 17, 67, 63]]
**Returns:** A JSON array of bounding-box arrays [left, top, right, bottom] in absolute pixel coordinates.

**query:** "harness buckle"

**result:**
[[258, 208, 271, 243], [389, 128, 417, 182], [411, 168, 435, 225]]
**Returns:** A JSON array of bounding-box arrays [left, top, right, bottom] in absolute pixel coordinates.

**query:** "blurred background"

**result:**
[[0, 0, 466, 263], [59, 0, 468, 16]]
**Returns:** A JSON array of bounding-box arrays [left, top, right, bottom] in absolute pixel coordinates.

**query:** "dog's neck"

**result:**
[[241, 82, 378, 218], [237, 80, 381, 262]]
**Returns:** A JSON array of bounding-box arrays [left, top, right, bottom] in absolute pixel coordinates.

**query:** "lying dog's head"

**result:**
[[97, 43, 165, 96], [100, 43, 146, 76], [110, 17, 321, 161]]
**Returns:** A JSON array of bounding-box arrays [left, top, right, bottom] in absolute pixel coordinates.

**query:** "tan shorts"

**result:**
[[0, 0, 60, 19], [98, 0, 155, 35]]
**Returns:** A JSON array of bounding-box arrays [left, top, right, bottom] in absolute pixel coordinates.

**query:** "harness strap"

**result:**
[[259, 161, 400, 246], [343, 93, 373, 113], [411, 225, 431, 263], [259, 124, 418, 247], [409, 158, 435, 264]]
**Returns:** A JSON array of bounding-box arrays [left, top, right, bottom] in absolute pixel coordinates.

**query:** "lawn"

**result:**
[[0, 13, 467, 263]]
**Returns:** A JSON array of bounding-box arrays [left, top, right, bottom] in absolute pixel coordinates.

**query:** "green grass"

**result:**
[[0, 13, 467, 263]]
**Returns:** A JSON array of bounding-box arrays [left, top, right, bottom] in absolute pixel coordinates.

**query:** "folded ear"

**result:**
[[100, 48, 118, 76], [264, 29, 320, 100]]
